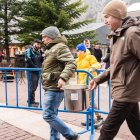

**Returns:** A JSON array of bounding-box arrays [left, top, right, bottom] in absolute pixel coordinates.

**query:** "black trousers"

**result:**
[[28, 71, 40, 103], [98, 100, 140, 140]]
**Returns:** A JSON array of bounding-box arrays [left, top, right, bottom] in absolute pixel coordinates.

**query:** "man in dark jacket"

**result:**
[[92, 44, 103, 63], [25, 39, 43, 107], [41, 26, 79, 140], [89, 0, 140, 140]]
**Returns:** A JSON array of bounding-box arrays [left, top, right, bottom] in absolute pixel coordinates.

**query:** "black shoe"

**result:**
[[67, 133, 80, 140], [81, 121, 91, 126], [94, 118, 104, 129], [73, 133, 80, 140], [29, 102, 39, 107]]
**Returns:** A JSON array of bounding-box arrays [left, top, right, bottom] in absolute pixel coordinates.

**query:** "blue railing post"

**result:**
[[76, 70, 95, 140], [15, 70, 19, 106], [108, 80, 111, 110], [4, 71, 8, 105], [39, 71, 42, 108]]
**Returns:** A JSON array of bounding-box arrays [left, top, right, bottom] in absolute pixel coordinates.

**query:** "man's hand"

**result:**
[[89, 67, 96, 73], [57, 78, 66, 89], [88, 79, 98, 90]]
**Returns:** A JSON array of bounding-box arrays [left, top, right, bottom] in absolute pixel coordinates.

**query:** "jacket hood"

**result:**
[[51, 35, 68, 44], [46, 35, 68, 49]]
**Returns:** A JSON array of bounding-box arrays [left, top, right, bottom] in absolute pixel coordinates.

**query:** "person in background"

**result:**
[[75, 43, 104, 129], [41, 26, 79, 140], [25, 39, 43, 107], [0, 51, 2, 67], [102, 46, 110, 69], [84, 39, 103, 63], [1, 49, 6, 60], [15, 48, 23, 55], [83, 38, 92, 55], [83, 38, 90, 49], [89, 0, 140, 139], [92, 43, 103, 63]]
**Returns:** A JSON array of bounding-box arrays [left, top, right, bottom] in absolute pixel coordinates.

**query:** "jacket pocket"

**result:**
[[47, 72, 61, 82]]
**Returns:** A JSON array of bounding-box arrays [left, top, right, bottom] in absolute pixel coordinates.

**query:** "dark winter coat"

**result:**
[[92, 48, 103, 62], [95, 17, 140, 103], [88, 48, 102, 62], [102, 47, 110, 69], [25, 47, 43, 68]]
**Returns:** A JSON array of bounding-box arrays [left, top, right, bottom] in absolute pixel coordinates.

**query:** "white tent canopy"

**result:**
[[127, 2, 140, 17]]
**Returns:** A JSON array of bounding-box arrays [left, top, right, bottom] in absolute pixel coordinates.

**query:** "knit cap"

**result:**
[[41, 26, 60, 39], [103, 0, 127, 19], [34, 39, 42, 43], [76, 43, 86, 52]]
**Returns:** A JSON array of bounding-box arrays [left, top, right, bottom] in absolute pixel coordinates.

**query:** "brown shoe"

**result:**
[[81, 119, 95, 126], [94, 118, 104, 129]]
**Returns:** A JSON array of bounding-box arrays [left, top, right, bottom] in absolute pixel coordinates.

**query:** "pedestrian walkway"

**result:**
[[0, 108, 123, 140], [0, 108, 92, 140], [0, 79, 136, 140]]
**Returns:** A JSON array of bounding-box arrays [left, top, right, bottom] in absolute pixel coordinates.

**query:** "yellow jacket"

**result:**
[[76, 53, 101, 84]]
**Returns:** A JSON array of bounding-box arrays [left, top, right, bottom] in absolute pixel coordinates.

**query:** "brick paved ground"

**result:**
[[0, 112, 135, 140], [0, 120, 45, 140]]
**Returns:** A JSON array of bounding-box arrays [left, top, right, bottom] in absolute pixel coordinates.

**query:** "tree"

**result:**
[[0, 0, 24, 61], [17, 0, 95, 44]]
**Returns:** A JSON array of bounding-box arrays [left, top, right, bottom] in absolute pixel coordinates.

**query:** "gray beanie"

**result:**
[[41, 26, 60, 39]]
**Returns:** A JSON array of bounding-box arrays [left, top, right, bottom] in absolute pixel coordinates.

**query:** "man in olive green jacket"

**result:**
[[89, 0, 140, 140], [41, 26, 79, 140]]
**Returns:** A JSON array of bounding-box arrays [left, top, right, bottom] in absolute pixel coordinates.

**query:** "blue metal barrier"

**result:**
[[0, 67, 42, 110], [0, 67, 111, 140]]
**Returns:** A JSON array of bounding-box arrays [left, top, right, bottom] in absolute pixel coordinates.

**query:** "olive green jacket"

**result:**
[[42, 35, 76, 91]]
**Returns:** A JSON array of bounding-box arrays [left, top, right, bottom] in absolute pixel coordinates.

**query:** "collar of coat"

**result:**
[[44, 35, 68, 50], [107, 16, 140, 39]]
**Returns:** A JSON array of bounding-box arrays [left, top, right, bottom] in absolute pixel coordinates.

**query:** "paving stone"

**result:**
[[0, 121, 45, 140]]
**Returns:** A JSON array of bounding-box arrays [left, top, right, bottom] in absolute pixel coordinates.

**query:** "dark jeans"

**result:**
[[27, 71, 40, 103], [98, 100, 140, 140]]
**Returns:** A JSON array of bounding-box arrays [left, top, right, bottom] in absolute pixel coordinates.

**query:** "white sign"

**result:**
[[71, 93, 78, 100]]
